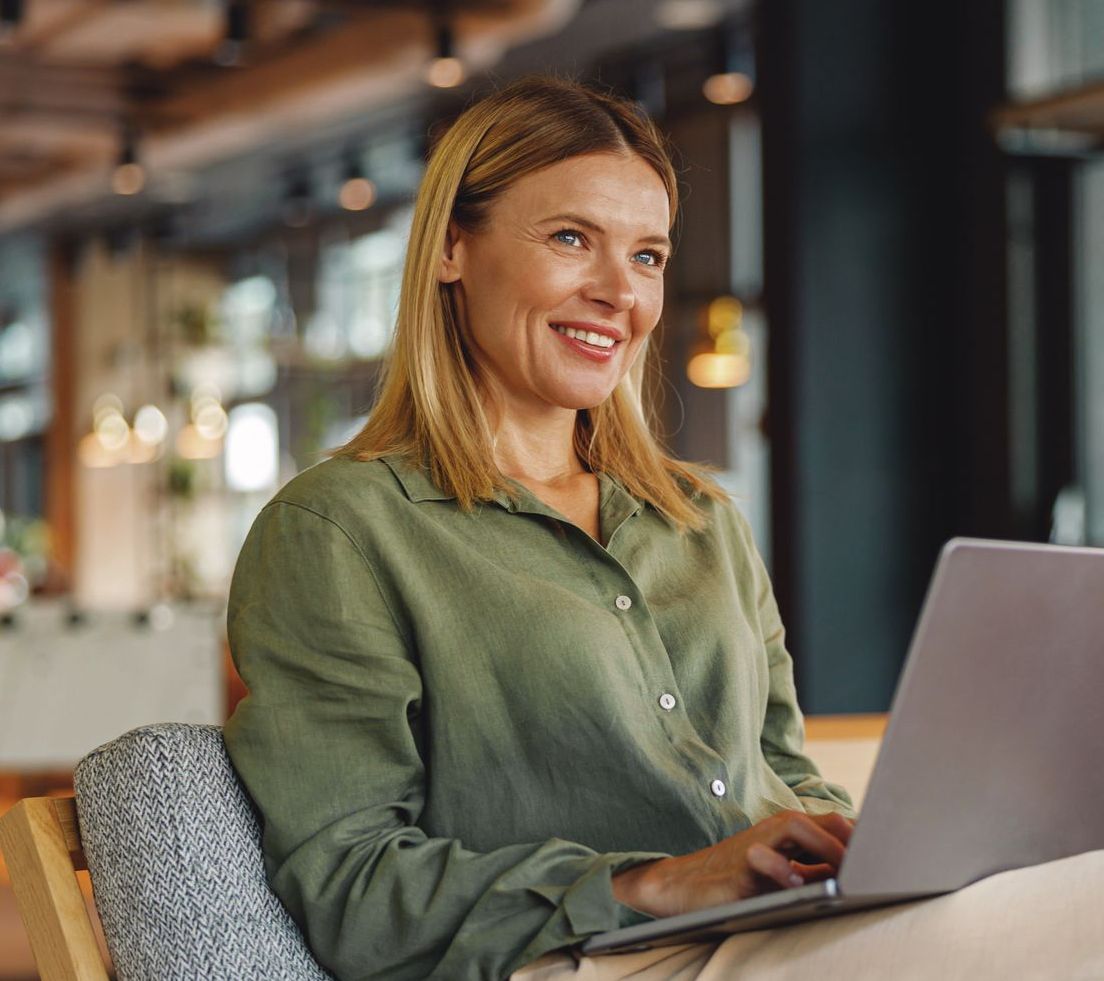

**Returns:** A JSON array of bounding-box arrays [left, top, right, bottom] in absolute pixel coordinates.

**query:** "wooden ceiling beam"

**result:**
[[0, 59, 127, 118], [146, 8, 429, 128], [0, 0, 581, 231]]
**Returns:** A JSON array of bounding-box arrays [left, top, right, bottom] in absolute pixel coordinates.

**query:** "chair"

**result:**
[[1, 719, 883, 980], [0, 795, 105, 980], [0, 724, 333, 981]]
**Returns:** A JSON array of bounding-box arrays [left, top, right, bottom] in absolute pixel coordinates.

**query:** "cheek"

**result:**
[[489, 250, 573, 321], [634, 282, 665, 336]]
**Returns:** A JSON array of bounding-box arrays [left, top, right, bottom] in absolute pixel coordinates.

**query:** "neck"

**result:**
[[488, 403, 585, 485]]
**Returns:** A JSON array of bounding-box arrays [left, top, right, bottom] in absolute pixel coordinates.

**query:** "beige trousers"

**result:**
[[511, 850, 1104, 980]]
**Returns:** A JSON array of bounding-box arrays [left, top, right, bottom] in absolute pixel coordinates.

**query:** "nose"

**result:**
[[582, 256, 635, 313]]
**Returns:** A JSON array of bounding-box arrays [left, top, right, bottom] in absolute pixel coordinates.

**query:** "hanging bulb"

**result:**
[[687, 296, 752, 389], [426, 21, 464, 88], [339, 155, 376, 212], [282, 174, 313, 228], [0, 0, 24, 39], [703, 21, 755, 106], [112, 131, 146, 196], [215, 0, 250, 67]]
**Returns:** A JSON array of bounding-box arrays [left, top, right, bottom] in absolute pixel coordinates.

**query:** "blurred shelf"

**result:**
[[992, 78, 1104, 156]]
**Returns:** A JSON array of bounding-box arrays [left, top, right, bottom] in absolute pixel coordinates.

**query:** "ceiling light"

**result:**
[[282, 174, 313, 228], [339, 156, 376, 212], [215, 0, 250, 67], [426, 22, 464, 88], [0, 0, 24, 37], [687, 350, 750, 388], [704, 22, 755, 106], [133, 405, 168, 446], [703, 71, 753, 106], [688, 296, 752, 388], [112, 132, 146, 196], [340, 176, 376, 212]]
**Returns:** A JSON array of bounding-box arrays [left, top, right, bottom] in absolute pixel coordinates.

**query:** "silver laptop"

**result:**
[[582, 537, 1104, 954]]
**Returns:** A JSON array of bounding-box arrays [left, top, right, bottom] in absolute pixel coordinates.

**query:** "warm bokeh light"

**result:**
[[112, 161, 146, 195], [714, 327, 750, 358], [687, 351, 751, 389], [126, 431, 161, 464], [133, 404, 168, 445], [94, 410, 130, 451], [225, 403, 279, 492], [194, 402, 228, 440], [702, 71, 753, 106], [175, 423, 222, 460], [92, 393, 124, 425], [707, 295, 743, 337], [79, 431, 119, 468], [339, 176, 377, 212], [426, 56, 464, 88]]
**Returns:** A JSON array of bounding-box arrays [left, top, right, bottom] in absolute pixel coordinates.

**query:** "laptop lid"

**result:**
[[839, 538, 1104, 898]]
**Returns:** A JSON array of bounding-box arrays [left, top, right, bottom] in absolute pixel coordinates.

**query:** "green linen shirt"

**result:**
[[224, 454, 853, 981]]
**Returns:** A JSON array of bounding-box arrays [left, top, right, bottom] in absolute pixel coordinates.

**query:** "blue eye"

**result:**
[[635, 250, 668, 269], [553, 229, 583, 247]]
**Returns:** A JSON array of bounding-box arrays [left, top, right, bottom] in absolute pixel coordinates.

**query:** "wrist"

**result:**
[[611, 858, 667, 914]]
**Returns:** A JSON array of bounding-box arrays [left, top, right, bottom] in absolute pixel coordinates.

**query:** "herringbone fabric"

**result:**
[[74, 723, 334, 981]]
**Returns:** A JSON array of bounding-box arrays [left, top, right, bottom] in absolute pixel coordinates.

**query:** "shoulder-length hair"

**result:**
[[337, 74, 726, 530]]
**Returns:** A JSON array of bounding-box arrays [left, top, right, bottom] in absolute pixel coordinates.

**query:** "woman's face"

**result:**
[[440, 151, 671, 416]]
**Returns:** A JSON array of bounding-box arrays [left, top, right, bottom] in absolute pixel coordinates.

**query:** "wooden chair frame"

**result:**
[[0, 797, 109, 981]]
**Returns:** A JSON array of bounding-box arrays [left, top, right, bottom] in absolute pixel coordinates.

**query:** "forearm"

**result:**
[[272, 827, 662, 979]]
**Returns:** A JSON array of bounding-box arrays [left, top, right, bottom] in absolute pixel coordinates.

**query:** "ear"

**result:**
[[438, 220, 465, 284]]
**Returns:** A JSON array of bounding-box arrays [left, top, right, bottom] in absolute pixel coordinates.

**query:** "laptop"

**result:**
[[582, 537, 1104, 955]]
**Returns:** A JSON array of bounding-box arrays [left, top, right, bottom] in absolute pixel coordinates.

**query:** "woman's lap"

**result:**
[[511, 850, 1104, 980]]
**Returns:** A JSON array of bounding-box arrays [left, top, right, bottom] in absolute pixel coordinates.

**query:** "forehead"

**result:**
[[497, 152, 671, 233]]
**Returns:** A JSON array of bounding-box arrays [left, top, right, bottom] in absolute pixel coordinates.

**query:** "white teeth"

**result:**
[[552, 325, 615, 349]]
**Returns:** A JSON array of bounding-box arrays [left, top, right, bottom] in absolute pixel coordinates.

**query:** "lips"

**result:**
[[549, 322, 627, 344], [550, 324, 616, 349], [549, 323, 620, 362]]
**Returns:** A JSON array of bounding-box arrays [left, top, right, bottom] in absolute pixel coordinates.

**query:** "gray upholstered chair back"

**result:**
[[74, 723, 334, 981]]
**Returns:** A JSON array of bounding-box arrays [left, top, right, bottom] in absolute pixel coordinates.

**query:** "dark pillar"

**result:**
[[759, 0, 1010, 711]]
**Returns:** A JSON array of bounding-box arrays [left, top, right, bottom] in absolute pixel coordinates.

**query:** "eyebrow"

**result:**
[[540, 212, 673, 252]]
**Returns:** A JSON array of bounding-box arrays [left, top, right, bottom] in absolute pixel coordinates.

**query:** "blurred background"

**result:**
[[0, 0, 1102, 973]]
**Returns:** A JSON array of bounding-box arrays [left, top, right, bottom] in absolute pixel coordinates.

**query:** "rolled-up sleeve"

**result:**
[[224, 501, 661, 981]]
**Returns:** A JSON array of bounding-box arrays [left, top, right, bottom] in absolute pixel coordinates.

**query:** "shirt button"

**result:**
[[710, 779, 727, 798], [658, 693, 676, 711], [614, 595, 632, 611]]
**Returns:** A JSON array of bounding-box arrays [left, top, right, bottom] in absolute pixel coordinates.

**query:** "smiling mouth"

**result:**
[[550, 324, 617, 349]]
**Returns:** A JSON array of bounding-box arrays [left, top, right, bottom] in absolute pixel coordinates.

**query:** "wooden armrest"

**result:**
[[0, 797, 108, 981]]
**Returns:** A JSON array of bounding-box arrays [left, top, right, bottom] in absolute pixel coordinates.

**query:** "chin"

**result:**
[[553, 387, 618, 411]]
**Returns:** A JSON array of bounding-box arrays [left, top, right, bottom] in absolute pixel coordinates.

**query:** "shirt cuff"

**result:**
[[525, 851, 665, 937]]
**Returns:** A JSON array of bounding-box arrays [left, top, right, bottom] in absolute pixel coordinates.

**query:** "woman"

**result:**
[[224, 76, 854, 981]]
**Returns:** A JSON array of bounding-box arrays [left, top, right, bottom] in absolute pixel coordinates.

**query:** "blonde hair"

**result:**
[[337, 75, 726, 530]]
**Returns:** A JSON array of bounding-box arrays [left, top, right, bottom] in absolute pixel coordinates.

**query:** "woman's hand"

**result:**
[[612, 810, 854, 919]]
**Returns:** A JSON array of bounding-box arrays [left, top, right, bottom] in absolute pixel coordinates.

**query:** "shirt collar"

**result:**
[[380, 454, 515, 509], [380, 453, 645, 521]]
